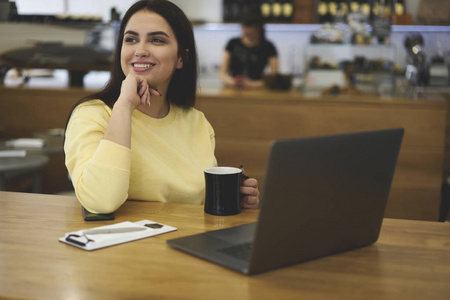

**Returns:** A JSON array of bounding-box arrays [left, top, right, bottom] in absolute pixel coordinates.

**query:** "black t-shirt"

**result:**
[[225, 38, 277, 80]]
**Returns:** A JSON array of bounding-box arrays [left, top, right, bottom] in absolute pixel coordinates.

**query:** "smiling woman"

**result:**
[[63, 0, 260, 214]]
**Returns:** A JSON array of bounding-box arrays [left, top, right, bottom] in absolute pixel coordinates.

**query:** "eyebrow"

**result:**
[[124, 30, 170, 38]]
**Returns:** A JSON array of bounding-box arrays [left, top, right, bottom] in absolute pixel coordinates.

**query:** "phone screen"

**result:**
[[82, 206, 115, 221]]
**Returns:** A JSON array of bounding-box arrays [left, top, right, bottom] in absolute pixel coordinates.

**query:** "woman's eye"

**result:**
[[150, 38, 165, 44], [124, 37, 137, 43]]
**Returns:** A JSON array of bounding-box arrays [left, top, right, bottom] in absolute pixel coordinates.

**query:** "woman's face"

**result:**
[[120, 10, 183, 90], [241, 26, 261, 47]]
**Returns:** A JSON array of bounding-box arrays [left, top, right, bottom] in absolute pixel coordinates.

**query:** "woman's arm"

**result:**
[[268, 56, 279, 74], [238, 56, 278, 89], [242, 78, 264, 89], [65, 74, 159, 213], [104, 74, 152, 148], [65, 106, 132, 214], [219, 51, 236, 87]]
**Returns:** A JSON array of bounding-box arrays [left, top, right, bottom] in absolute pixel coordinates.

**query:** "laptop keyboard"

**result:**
[[217, 242, 252, 261]]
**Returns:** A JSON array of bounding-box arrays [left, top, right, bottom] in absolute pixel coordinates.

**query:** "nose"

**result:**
[[135, 45, 149, 58]]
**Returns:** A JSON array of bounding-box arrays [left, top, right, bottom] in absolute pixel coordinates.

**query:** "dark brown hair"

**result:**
[[241, 11, 266, 40]]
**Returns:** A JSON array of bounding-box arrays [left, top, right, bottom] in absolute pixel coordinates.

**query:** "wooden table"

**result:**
[[0, 191, 449, 300]]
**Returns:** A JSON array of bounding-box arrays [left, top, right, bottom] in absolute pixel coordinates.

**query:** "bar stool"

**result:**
[[0, 154, 49, 193]]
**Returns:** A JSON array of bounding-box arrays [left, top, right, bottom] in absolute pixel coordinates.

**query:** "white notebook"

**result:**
[[59, 220, 177, 251]]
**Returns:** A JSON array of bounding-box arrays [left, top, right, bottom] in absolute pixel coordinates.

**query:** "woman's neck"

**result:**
[[241, 36, 261, 48], [137, 97, 170, 119]]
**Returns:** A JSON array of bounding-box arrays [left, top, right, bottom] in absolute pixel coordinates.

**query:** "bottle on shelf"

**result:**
[[260, 0, 273, 21], [223, 0, 241, 22], [271, 0, 283, 22], [223, 0, 232, 22], [359, 0, 371, 17], [281, 0, 294, 23], [317, 0, 329, 23], [370, 0, 394, 22], [328, 0, 338, 22], [370, 0, 379, 20], [335, 0, 349, 23], [395, 0, 405, 16], [370, 0, 393, 44], [223, 0, 262, 23], [350, 0, 360, 13], [392, 0, 410, 24]]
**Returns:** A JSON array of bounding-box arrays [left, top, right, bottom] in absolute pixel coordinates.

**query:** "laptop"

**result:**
[[167, 128, 404, 275]]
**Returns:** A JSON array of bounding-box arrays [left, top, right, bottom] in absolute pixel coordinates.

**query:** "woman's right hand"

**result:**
[[118, 74, 160, 110]]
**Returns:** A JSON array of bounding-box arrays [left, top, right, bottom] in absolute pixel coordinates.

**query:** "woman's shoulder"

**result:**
[[263, 39, 277, 48], [261, 39, 278, 54], [76, 99, 109, 108], [173, 105, 209, 123], [71, 99, 112, 122], [173, 106, 214, 134], [73, 99, 112, 117], [226, 37, 242, 48], [174, 105, 204, 117]]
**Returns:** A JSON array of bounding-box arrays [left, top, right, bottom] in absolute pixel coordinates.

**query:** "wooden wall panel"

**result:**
[[0, 87, 91, 139]]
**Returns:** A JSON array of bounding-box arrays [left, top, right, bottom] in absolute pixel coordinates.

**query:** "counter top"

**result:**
[[198, 86, 447, 106]]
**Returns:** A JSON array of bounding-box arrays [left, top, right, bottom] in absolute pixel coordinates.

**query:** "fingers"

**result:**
[[240, 185, 259, 202], [120, 74, 162, 110], [137, 81, 161, 107], [150, 88, 162, 97], [240, 177, 257, 189], [241, 196, 259, 209], [138, 82, 150, 106], [239, 166, 250, 180], [240, 178, 260, 209]]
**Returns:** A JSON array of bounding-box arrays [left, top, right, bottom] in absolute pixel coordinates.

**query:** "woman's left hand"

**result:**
[[240, 177, 260, 209]]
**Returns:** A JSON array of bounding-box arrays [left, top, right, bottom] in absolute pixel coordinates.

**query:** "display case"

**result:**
[[303, 44, 397, 97]]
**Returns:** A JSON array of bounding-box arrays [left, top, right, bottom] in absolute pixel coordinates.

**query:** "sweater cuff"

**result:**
[[92, 139, 131, 171]]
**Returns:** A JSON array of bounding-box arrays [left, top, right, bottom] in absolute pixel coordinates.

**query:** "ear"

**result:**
[[176, 49, 189, 69]]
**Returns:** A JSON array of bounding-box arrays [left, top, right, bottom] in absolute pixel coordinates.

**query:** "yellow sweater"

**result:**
[[65, 100, 217, 213]]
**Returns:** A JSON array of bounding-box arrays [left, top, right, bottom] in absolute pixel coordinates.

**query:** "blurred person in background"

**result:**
[[220, 12, 279, 88]]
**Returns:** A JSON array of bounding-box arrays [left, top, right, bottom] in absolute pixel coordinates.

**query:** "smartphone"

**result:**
[[82, 206, 115, 221]]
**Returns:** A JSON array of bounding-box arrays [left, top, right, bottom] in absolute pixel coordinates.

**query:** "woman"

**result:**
[[219, 12, 279, 89], [65, 0, 259, 214]]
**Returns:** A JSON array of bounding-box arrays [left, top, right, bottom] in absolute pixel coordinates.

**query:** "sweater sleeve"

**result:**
[[64, 102, 131, 213], [207, 119, 216, 152]]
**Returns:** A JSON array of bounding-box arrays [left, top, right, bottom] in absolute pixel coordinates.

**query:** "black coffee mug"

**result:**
[[204, 167, 242, 216]]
